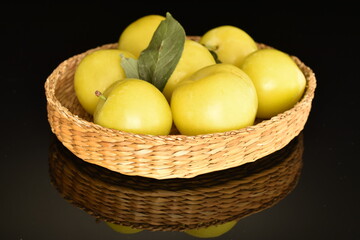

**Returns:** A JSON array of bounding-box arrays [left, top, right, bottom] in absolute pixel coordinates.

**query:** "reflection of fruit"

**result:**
[[241, 48, 306, 119], [185, 220, 237, 238], [200, 25, 258, 67], [105, 222, 143, 234], [171, 63, 258, 135], [118, 15, 165, 58], [74, 49, 135, 115], [162, 39, 216, 101], [94, 79, 172, 135]]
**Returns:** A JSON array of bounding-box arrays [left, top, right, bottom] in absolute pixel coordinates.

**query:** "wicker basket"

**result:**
[[45, 39, 316, 180], [49, 133, 303, 231]]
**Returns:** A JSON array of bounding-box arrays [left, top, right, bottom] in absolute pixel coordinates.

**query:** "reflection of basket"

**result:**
[[45, 39, 316, 179], [49, 133, 304, 231]]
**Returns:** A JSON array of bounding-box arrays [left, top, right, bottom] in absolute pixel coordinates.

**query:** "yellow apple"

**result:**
[[74, 49, 135, 115], [241, 48, 306, 119], [185, 220, 237, 238], [171, 63, 258, 136], [200, 25, 258, 67], [94, 78, 172, 135], [118, 14, 165, 58], [162, 39, 216, 101]]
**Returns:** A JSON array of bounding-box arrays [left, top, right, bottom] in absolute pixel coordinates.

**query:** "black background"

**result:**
[[1, 3, 359, 240]]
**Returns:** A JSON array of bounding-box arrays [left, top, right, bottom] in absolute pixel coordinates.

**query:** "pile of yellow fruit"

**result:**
[[74, 13, 306, 136]]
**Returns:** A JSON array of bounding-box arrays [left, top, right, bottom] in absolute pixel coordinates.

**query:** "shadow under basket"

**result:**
[[45, 41, 316, 180]]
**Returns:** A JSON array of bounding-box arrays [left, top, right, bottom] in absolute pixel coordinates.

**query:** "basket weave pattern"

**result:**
[[45, 41, 316, 179], [49, 134, 303, 231]]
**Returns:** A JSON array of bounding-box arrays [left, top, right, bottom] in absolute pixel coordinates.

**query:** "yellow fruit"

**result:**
[[171, 63, 258, 136], [118, 15, 165, 58], [241, 48, 306, 119], [94, 79, 172, 135], [74, 49, 135, 115], [200, 25, 258, 67], [185, 220, 237, 238], [162, 39, 216, 101]]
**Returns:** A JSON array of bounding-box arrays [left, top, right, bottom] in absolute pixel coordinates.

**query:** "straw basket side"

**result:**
[[49, 134, 303, 231], [45, 41, 316, 179]]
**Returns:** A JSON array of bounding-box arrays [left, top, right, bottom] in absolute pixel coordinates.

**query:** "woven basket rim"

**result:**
[[45, 42, 316, 141]]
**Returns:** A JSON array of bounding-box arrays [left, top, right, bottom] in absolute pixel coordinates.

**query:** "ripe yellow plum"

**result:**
[[118, 15, 165, 58], [94, 79, 172, 135], [74, 49, 135, 115], [171, 63, 258, 135], [200, 25, 258, 67], [162, 39, 216, 101], [241, 48, 306, 119]]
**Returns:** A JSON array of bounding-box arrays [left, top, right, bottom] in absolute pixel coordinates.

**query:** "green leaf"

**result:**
[[120, 54, 139, 79], [138, 12, 185, 91]]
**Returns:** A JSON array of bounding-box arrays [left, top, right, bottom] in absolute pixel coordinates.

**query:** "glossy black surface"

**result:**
[[2, 4, 359, 240]]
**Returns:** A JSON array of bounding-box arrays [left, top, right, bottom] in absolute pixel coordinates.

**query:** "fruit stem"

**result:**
[[204, 44, 218, 52], [202, 44, 221, 63], [95, 90, 107, 101]]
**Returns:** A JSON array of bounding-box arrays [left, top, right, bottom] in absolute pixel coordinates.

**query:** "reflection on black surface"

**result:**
[[48, 133, 303, 235]]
